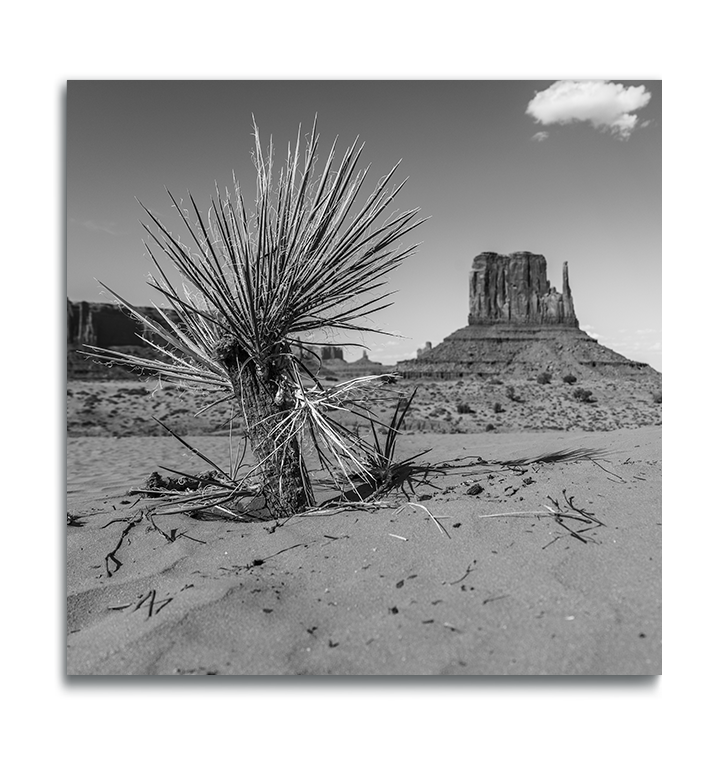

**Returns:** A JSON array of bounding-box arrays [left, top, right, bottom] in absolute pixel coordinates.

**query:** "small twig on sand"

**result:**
[[546, 511, 590, 544], [146, 511, 207, 544], [482, 594, 509, 605], [147, 589, 157, 618], [560, 490, 604, 526], [178, 532, 207, 544], [545, 492, 603, 544], [395, 502, 451, 539], [591, 459, 626, 483], [448, 560, 477, 585], [476, 491, 604, 548], [103, 514, 143, 577], [244, 543, 309, 569], [102, 517, 135, 528], [304, 501, 394, 517], [147, 512, 172, 541], [476, 510, 553, 519], [153, 597, 173, 614], [134, 590, 153, 611]]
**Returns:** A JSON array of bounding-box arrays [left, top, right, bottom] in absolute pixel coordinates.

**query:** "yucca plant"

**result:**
[[86, 120, 425, 519]]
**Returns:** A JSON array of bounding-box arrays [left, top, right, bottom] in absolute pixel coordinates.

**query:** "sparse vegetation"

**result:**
[[562, 374, 577, 384], [505, 385, 522, 402], [537, 371, 552, 384], [573, 387, 595, 403], [485, 423, 496, 431], [363, 388, 428, 496], [456, 402, 474, 414], [493, 402, 504, 414], [85, 121, 424, 519], [652, 391, 662, 404]]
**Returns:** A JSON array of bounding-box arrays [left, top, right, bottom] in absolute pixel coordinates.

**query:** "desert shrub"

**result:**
[[505, 385, 523, 402], [493, 402, 504, 413], [364, 388, 422, 493], [562, 374, 577, 384], [537, 371, 552, 384], [85, 121, 423, 519], [652, 391, 662, 404], [456, 402, 474, 414], [485, 423, 495, 431], [488, 377, 503, 385], [573, 387, 595, 403]]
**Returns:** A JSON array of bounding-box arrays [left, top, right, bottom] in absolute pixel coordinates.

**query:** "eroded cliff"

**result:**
[[468, 251, 577, 326]]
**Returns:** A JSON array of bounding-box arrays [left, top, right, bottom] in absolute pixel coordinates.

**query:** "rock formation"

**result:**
[[67, 299, 185, 380], [468, 251, 577, 326], [298, 345, 386, 379], [398, 252, 658, 380], [416, 341, 433, 358], [319, 346, 344, 362], [67, 299, 183, 349], [67, 300, 387, 381]]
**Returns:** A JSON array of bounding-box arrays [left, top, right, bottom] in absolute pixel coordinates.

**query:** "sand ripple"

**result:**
[[67, 436, 239, 500]]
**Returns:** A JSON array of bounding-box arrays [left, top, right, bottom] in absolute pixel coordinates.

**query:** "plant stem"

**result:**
[[218, 337, 312, 518]]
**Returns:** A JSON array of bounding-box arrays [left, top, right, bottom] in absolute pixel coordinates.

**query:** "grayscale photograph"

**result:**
[[66, 80, 661, 676]]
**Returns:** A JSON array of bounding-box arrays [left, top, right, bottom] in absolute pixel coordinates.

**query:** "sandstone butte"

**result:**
[[68, 251, 660, 384], [397, 251, 660, 381]]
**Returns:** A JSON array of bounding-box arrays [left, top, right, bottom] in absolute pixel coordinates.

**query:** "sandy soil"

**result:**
[[67, 374, 662, 437], [67, 426, 661, 675]]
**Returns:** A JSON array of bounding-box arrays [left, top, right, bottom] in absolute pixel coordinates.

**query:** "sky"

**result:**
[[67, 80, 661, 370]]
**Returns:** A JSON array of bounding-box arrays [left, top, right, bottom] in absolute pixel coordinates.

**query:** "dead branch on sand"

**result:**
[[102, 513, 143, 577], [474, 489, 604, 547]]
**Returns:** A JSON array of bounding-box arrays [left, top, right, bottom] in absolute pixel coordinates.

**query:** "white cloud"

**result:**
[[70, 217, 122, 236], [531, 131, 549, 142], [526, 80, 651, 140]]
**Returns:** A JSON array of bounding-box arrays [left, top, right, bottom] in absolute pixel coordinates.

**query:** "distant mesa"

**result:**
[[297, 345, 386, 379], [398, 251, 658, 380], [67, 299, 178, 349], [67, 299, 183, 380], [68, 251, 658, 383], [67, 299, 385, 380]]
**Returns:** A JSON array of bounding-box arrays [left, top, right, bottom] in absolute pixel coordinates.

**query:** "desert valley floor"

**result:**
[[67, 376, 661, 675]]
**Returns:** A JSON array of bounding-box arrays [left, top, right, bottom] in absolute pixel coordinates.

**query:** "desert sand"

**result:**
[[67, 380, 661, 675]]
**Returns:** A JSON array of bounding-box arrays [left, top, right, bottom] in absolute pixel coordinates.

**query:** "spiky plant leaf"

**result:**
[[85, 120, 424, 515]]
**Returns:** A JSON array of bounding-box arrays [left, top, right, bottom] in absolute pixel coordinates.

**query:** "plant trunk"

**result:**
[[216, 337, 311, 519]]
